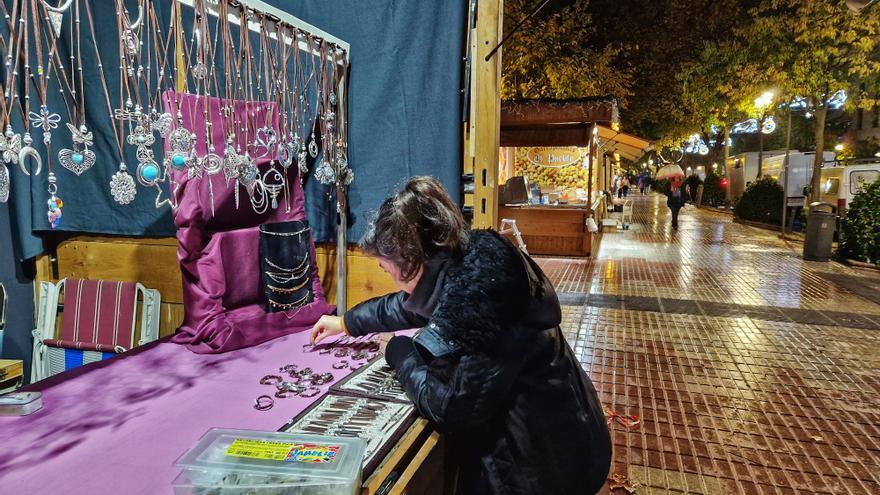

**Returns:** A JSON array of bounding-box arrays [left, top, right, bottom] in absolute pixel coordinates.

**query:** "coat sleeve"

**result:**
[[385, 334, 522, 433], [343, 292, 429, 337]]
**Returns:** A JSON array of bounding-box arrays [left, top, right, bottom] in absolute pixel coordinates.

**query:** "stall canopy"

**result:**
[[597, 126, 653, 162], [500, 97, 619, 147]]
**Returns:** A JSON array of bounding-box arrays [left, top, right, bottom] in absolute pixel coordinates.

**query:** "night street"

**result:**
[[540, 193, 880, 494]]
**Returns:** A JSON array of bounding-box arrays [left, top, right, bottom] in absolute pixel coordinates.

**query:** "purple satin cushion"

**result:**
[[164, 90, 334, 353]]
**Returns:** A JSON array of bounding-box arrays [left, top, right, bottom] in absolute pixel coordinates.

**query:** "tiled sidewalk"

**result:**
[[537, 194, 880, 495]]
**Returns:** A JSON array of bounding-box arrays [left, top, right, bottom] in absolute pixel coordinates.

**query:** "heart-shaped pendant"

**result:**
[[59, 147, 96, 176]]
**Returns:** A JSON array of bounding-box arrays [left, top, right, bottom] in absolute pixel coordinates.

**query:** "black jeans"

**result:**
[[670, 205, 681, 229]]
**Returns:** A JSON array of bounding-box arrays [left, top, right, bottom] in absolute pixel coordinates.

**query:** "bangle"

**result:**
[[254, 395, 274, 411]]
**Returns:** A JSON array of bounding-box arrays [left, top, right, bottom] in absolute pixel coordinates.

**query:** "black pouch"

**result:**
[[259, 220, 314, 313]]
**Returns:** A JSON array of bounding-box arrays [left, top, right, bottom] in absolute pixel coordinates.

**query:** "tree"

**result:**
[[745, 0, 880, 202], [501, 0, 632, 101]]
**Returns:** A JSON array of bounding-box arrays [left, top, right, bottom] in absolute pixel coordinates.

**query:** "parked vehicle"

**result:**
[[818, 162, 880, 213], [762, 151, 837, 200], [726, 151, 835, 202]]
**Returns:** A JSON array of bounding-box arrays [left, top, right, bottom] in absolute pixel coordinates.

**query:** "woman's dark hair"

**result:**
[[360, 176, 468, 282]]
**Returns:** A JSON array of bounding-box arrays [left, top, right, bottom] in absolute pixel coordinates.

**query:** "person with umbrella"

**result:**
[[656, 163, 686, 230]]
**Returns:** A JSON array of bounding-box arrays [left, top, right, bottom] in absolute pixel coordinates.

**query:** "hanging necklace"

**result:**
[[106, 0, 139, 205], [17, 0, 43, 179], [82, 0, 131, 205], [313, 40, 335, 185], [29, 0, 63, 226], [258, 14, 284, 210], [55, 0, 96, 176], [0, 0, 25, 202]]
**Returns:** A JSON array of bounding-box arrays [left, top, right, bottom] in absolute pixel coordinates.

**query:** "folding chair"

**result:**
[[620, 200, 634, 229], [499, 218, 528, 254], [31, 279, 161, 382]]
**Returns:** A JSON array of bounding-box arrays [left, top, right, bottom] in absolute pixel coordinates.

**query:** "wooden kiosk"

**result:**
[[496, 98, 651, 257]]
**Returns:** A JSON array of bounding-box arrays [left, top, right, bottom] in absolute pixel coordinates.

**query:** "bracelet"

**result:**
[[254, 395, 274, 411], [260, 375, 283, 385], [299, 386, 321, 398], [332, 360, 349, 370]]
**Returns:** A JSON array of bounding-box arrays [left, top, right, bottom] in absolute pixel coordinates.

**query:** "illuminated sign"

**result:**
[[524, 147, 584, 168]]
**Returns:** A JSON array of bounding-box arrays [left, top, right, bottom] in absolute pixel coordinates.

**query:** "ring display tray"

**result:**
[[279, 394, 415, 475], [329, 357, 410, 403]]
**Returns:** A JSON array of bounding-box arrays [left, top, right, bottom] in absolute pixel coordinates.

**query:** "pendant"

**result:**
[[336, 145, 353, 186], [46, 172, 62, 229], [314, 161, 335, 185], [223, 142, 242, 185], [110, 164, 137, 205], [0, 164, 9, 203], [192, 62, 208, 80], [238, 153, 258, 191], [329, 92, 337, 106], [263, 163, 285, 209], [136, 160, 162, 187], [29, 105, 61, 145], [201, 153, 223, 175], [254, 127, 277, 159], [18, 132, 42, 176], [298, 141, 309, 177], [150, 111, 173, 137], [166, 126, 197, 174], [58, 124, 97, 176], [1, 126, 21, 165], [308, 133, 318, 158]]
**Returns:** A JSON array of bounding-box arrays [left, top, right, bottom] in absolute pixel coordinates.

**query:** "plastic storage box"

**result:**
[[173, 428, 366, 495]]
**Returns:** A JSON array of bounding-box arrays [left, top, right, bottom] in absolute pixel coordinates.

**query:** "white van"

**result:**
[[819, 162, 880, 213]]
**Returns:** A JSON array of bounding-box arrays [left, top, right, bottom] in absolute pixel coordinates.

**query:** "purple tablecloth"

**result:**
[[0, 330, 383, 494]]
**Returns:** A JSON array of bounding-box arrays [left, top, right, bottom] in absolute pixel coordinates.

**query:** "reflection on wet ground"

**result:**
[[538, 193, 880, 494]]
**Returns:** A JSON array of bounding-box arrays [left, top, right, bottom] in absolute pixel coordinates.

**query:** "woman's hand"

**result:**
[[379, 333, 394, 355], [310, 315, 345, 344]]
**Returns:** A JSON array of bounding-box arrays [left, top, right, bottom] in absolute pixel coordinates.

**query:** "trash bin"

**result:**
[[803, 202, 836, 261]]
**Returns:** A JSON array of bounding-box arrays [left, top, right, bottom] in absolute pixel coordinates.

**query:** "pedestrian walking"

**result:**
[[666, 177, 686, 230], [622, 176, 630, 197]]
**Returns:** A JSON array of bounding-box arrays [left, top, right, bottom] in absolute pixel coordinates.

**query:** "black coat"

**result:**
[[665, 183, 686, 208], [344, 230, 611, 495]]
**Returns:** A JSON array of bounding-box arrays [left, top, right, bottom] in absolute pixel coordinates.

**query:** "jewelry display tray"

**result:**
[[329, 357, 411, 404], [278, 393, 415, 475]]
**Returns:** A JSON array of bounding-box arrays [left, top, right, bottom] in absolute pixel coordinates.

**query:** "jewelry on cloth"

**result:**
[[254, 395, 274, 411], [297, 367, 313, 377], [332, 360, 349, 370], [58, 124, 97, 176], [267, 277, 310, 294], [299, 386, 320, 398], [110, 163, 137, 205], [46, 173, 63, 229], [302, 344, 314, 353], [265, 269, 310, 285], [280, 364, 299, 374], [333, 348, 349, 358], [259, 226, 311, 238], [259, 374, 283, 385]]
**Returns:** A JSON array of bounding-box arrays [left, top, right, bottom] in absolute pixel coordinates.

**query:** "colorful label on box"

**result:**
[[225, 439, 340, 464]]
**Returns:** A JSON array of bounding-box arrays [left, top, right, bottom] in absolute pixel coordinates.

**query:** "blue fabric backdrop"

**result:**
[[3, 0, 465, 259]]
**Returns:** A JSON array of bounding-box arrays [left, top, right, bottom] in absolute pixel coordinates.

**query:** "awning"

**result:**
[[500, 98, 618, 147], [596, 125, 652, 162]]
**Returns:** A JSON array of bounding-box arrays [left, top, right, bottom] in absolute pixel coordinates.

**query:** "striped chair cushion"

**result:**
[[52, 279, 137, 350]]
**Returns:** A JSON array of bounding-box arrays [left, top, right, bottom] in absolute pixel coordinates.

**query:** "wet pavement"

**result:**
[[536, 193, 880, 495]]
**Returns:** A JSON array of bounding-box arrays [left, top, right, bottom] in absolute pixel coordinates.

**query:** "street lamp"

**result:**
[[834, 143, 845, 151], [755, 90, 775, 177]]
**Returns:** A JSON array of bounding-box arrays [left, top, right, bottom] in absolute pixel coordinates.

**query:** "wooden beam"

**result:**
[[468, 0, 503, 229]]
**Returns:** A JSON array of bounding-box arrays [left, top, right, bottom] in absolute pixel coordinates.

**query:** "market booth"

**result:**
[[0, 0, 504, 493], [497, 98, 651, 256]]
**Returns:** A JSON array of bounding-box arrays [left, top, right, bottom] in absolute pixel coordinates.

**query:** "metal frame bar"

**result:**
[[175, 0, 350, 60]]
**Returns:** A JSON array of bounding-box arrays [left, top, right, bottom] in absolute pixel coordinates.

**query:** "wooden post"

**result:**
[[587, 124, 595, 203], [467, 0, 503, 229]]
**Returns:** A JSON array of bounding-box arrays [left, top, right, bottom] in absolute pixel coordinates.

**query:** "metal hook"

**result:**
[[18, 147, 42, 177], [42, 0, 74, 14]]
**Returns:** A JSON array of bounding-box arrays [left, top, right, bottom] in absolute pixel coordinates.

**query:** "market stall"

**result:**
[[497, 99, 610, 256], [0, 0, 494, 492]]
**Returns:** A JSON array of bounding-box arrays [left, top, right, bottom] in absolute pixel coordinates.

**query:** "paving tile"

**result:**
[[548, 194, 880, 495]]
